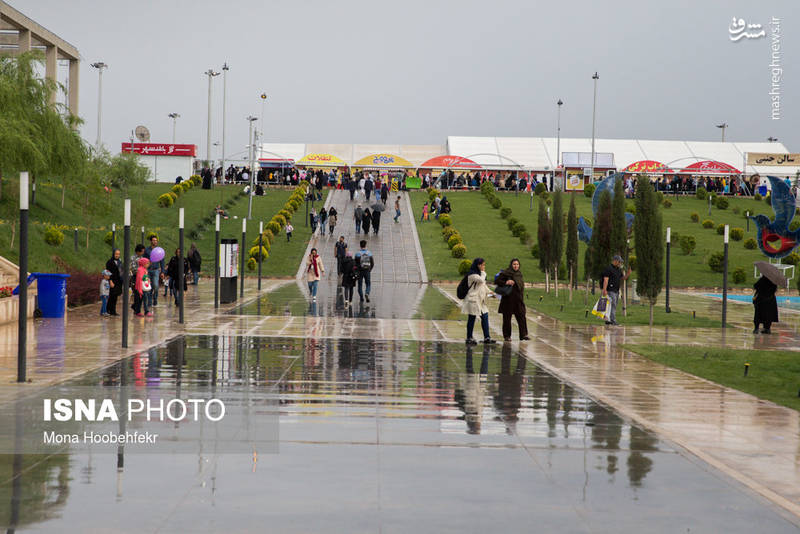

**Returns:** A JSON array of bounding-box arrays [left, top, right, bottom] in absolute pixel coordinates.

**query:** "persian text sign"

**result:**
[[122, 143, 197, 157], [747, 153, 800, 166]]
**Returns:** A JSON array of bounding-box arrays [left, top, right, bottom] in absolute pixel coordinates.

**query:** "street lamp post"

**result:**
[[168, 113, 180, 144], [17, 172, 29, 383], [221, 63, 229, 183], [204, 69, 220, 164], [90, 62, 107, 150], [556, 99, 563, 168], [246, 116, 258, 219], [240, 218, 247, 298], [214, 214, 220, 309], [590, 73, 599, 182], [716, 123, 728, 142], [178, 208, 185, 324], [722, 225, 729, 328], [665, 227, 671, 313], [122, 200, 130, 348]]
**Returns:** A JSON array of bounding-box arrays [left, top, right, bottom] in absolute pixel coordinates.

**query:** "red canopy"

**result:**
[[680, 160, 740, 174], [419, 155, 482, 169], [622, 160, 672, 173]]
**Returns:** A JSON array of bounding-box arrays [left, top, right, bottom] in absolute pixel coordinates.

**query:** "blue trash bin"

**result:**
[[33, 273, 70, 318]]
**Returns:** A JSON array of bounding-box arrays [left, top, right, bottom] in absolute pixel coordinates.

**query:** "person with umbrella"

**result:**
[[753, 261, 783, 334]]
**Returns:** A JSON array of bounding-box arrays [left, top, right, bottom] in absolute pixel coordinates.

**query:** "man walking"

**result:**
[[354, 240, 374, 303], [393, 195, 402, 223], [145, 236, 165, 307], [354, 204, 363, 234], [601, 255, 631, 326], [334, 236, 348, 286]]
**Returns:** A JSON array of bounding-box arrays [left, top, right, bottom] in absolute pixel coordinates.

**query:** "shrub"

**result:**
[[766, 192, 772, 203], [251, 235, 272, 251], [534, 183, 546, 195], [519, 231, 531, 244], [180, 181, 192, 192], [451, 243, 467, 258], [458, 259, 472, 276], [447, 234, 462, 249], [628, 254, 637, 271], [428, 188, 440, 202], [730, 228, 744, 241], [732, 207, 740, 214], [715, 197, 729, 210], [43, 225, 64, 247], [439, 214, 452, 227], [506, 217, 518, 230], [266, 221, 281, 235], [732, 267, 746, 284], [249, 245, 269, 261], [625, 202, 636, 214], [656, 191, 664, 203], [272, 214, 287, 227], [708, 252, 725, 273], [500, 207, 512, 219], [695, 186, 707, 200], [278, 209, 292, 221], [146, 231, 159, 241], [716, 224, 725, 235], [442, 226, 458, 240], [744, 237, 757, 250], [171, 184, 183, 196], [702, 219, 714, 229], [584, 183, 596, 198], [546, 197, 552, 206], [511, 222, 526, 237], [709, 192, 717, 202], [662, 199, 672, 208], [490, 197, 502, 209], [190, 174, 201, 185], [103, 231, 114, 246], [679, 235, 697, 255], [246, 257, 257, 271], [690, 212, 699, 222], [158, 193, 174, 207], [531, 244, 539, 258], [754, 193, 762, 201], [62, 269, 102, 307], [782, 252, 800, 266], [168, 191, 178, 203]]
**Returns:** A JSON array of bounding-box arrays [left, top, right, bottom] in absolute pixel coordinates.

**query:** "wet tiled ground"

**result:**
[[1, 336, 798, 533]]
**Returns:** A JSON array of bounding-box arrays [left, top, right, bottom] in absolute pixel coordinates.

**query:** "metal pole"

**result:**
[[722, 225, 729, 328], [556, 99, 563, 168], [178, 208, 185, 324], [31, 181, 35, 206], [140, 226, 145, 246], [257, 221, 263, 291], [305, 196, 309, 227], [74, 227, 78, 252], [221, 63, 229, 186], [590, 73, 599, 182], [240, 219, 246, 298], [17, 172, 29, 383], [122, 199, 130, 348], [214, 214, 220, 309], [172, 118, 176, 143], [246, 117, 257, 220], [95, 64, 104, 149], [206, 72, 212, 164], [665, 227, 671, 313], [111, 223, 116, 251]]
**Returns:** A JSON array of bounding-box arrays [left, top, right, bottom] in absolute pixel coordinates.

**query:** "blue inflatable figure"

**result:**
[[750, 176, 800, 259], [578, 173, 633, 243]]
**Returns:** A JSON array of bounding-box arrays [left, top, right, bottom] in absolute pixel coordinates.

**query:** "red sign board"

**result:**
[[623, 160, 672, 173], [121, 143, 197, 157], [681, 160, 740, 174], [419, 155, 482, 169]]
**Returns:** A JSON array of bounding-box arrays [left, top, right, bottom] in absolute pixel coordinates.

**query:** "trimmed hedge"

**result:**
[[451, 243, 467, 258], [458, 259, 472, 276], [43, 225, 65, 246]]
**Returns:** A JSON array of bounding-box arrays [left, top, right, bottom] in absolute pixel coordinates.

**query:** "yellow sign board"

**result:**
[[565, 170, 584, 191], [746, 153, 800, 166], [297, 153, 345, 165], [353, 153, 413, 167]]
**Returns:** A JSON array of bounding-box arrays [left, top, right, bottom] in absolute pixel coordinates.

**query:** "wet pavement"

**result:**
[[2, 335, 798, 533]]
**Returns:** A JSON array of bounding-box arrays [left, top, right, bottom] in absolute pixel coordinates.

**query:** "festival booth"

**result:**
[[562, 152, 615, 192], [621, 160, 673, 175], [296, 153, 347, 169], [352, 153, 414, 190], [121, 143, 197, 183], [417, 155, 482, 189]]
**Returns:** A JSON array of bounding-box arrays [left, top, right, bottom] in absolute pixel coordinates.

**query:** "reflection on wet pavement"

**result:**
[[1, 336, 796, 533]]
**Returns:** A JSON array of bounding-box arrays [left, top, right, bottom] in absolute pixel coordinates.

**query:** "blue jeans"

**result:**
[[100, 295, 108, 315], [394, 209, 401, 222], [308, 280, 319, 297], [148, 270, 160, 304], [193, 271, 199, 285], [466, 313, 490, 340], [355, 219, 361, 233], [357, 271, 371, 299], [143, 291, 152, 313]]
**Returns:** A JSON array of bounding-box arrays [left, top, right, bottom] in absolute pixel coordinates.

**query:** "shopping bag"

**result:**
[[591, 297, 610, 320]]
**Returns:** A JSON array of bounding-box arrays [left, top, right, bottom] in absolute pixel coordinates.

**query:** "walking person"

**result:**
[[495, 258, 530, 341], [144, 236, 164, 307], [381, 182, 389, 205], [100, 270, 112, 317], [310, 208, 318, 234], [600, 255, 631, 326], [372, 208, 381, 235], [421, 202, 429, 222], [105, 248, 122, 316], [328, 206, 338, 236], [753, 275, 779, 334], [334, 236, 348, 285], [393, 195, 402, 223], [132, 257, 153, 317], [354, 204, 363, 234], [354, 240, 374, 303], [286, 222, 293, 242], [362, 208, 372, 235], [340, 251, 358, 306], [187, 243, 201, 285], [166, 248, 190, 307], [461, 258, 497, 345], [306, 248, 325, 301], [319, 207, 328, 236]]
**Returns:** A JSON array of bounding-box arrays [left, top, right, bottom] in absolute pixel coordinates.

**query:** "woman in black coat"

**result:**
[[362, 208, 372, 234], [495, 258, 529, 341], [340, 253, 358, 306], [105, 249, 123, 316], [753, 275, 778, 334], [166, 248, 190, 307], [371, 208, 381, 235]]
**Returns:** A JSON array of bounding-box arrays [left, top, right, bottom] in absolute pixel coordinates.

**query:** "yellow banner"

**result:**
[[565, 170, 584, 191], [297, 153, 345, 165], [353, 153, 413, 167], [747, 153, 800, 166]]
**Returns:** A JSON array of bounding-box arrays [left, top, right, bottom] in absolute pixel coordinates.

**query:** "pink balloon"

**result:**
[[149, 247, 165, 263]]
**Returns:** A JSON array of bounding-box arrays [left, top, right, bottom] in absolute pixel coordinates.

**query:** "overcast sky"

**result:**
[[10, 0, 798, 161]]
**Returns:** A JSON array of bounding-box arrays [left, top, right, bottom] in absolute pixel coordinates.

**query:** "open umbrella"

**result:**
[[754, 261, 788, 288], [371, 202, 386, 212]]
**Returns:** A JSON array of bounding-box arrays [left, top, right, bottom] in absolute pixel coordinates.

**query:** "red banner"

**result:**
[[419, 155, 482, 169], [121, 143, 197, 157]]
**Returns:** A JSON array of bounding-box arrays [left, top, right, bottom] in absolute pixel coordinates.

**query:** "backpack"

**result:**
[[456, 275, 471, 299], [357, 252, 373, 271]]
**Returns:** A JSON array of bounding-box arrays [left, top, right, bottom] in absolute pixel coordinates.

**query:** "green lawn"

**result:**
[[624, 344, 800, 412], [410, 189, 771, 288], [0, 178, 319, 277]]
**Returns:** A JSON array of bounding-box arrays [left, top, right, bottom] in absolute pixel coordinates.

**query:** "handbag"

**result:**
[[494, 285, 512, 297]]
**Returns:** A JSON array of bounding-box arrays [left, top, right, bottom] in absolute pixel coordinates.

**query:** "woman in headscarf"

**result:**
[[187, 243, 201, 285], [494, 258, 530, 341], [461, 257, 497, 345], [340, 251, 357, 307], [133, 257, 151, 317], [753, 275, 778, 334], [319, 207, 328, 236], [306, 248, 325, 301], [362, 207, 372, 234], [105, 248, 123, 316]]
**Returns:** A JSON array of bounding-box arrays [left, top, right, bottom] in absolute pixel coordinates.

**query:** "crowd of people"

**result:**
[[305, 237, 374, 307]]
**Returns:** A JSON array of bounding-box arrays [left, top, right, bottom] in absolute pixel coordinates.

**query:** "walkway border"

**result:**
[[404, 192, 428, 283], [295, 191, 334, 280]]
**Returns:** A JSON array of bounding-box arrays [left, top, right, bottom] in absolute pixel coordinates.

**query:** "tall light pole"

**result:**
[[90, 62, 107, 150], [168, 113, 180, 143], [716, 122, 728, 142], [204, 69, 220, 164], [556, 99, 563, 168], [246, 116, 258, 219], [590, 72, 599, 182], [221, 63, 229, 179], [260, 93, 268, 136]]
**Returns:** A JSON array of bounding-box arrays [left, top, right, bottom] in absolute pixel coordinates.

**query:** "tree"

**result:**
[[107, 151, 150, 193], [566, 194, 578, 300], [589, 190, 613, 281], [537, 198, 551, 292], [76, 154, 111, 248], [549, 190, 564, 296], [634, 174, 664, 325], [610, 175, 627, 257]]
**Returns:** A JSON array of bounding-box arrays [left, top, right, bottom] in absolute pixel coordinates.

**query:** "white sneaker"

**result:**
[[312, 296, 316, 301]]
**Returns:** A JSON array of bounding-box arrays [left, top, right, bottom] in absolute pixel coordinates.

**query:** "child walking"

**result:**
[[421, 202, 429, 222], [393, 196, 402, 223], [133, 257, 153, 317], [100, 270, 111, 316], [286, 222, 294, 242]]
